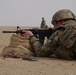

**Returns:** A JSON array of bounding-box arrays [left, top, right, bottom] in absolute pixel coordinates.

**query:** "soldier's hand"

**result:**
[[22, 29, 34, 37]]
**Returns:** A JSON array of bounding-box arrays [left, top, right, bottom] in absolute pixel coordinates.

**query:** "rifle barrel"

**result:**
[[2, 31, 17, 33]]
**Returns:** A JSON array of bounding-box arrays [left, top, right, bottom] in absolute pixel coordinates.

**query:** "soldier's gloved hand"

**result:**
[[22, 29, 34, 37]]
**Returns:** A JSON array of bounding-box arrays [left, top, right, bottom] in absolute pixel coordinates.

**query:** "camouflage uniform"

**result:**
[[29, 9, 76, 60]]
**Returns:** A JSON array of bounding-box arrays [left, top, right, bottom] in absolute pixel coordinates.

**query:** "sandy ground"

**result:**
[[0, 26, 76, 75]]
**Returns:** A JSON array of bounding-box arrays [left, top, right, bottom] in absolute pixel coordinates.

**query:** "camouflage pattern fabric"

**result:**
[[30, 20, 76, 60]]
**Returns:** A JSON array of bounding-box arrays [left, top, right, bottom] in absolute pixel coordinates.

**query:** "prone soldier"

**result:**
[[22, 9, 76, 60]]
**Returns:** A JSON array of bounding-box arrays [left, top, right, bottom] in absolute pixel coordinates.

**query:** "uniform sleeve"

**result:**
[[30, 30, 61, 57]]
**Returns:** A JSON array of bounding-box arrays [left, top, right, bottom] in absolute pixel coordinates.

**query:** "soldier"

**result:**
[[40, 17, 48, 29], [22, 9, 76, 60]]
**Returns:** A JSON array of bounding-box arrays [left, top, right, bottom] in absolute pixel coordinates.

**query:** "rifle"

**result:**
[[2, 26, 53, 45]]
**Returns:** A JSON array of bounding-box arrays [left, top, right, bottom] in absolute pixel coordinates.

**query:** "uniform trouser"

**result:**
[[53, 46, 75, 60]]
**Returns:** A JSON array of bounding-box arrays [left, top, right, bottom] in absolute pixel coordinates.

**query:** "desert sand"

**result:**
[[0, 26, 76, 75]]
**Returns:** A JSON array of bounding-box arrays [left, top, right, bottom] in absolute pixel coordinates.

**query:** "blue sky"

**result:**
[[0, 0, 76, 28]]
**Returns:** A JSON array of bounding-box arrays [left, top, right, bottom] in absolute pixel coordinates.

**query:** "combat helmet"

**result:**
[[51, 9, 76, 26]]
